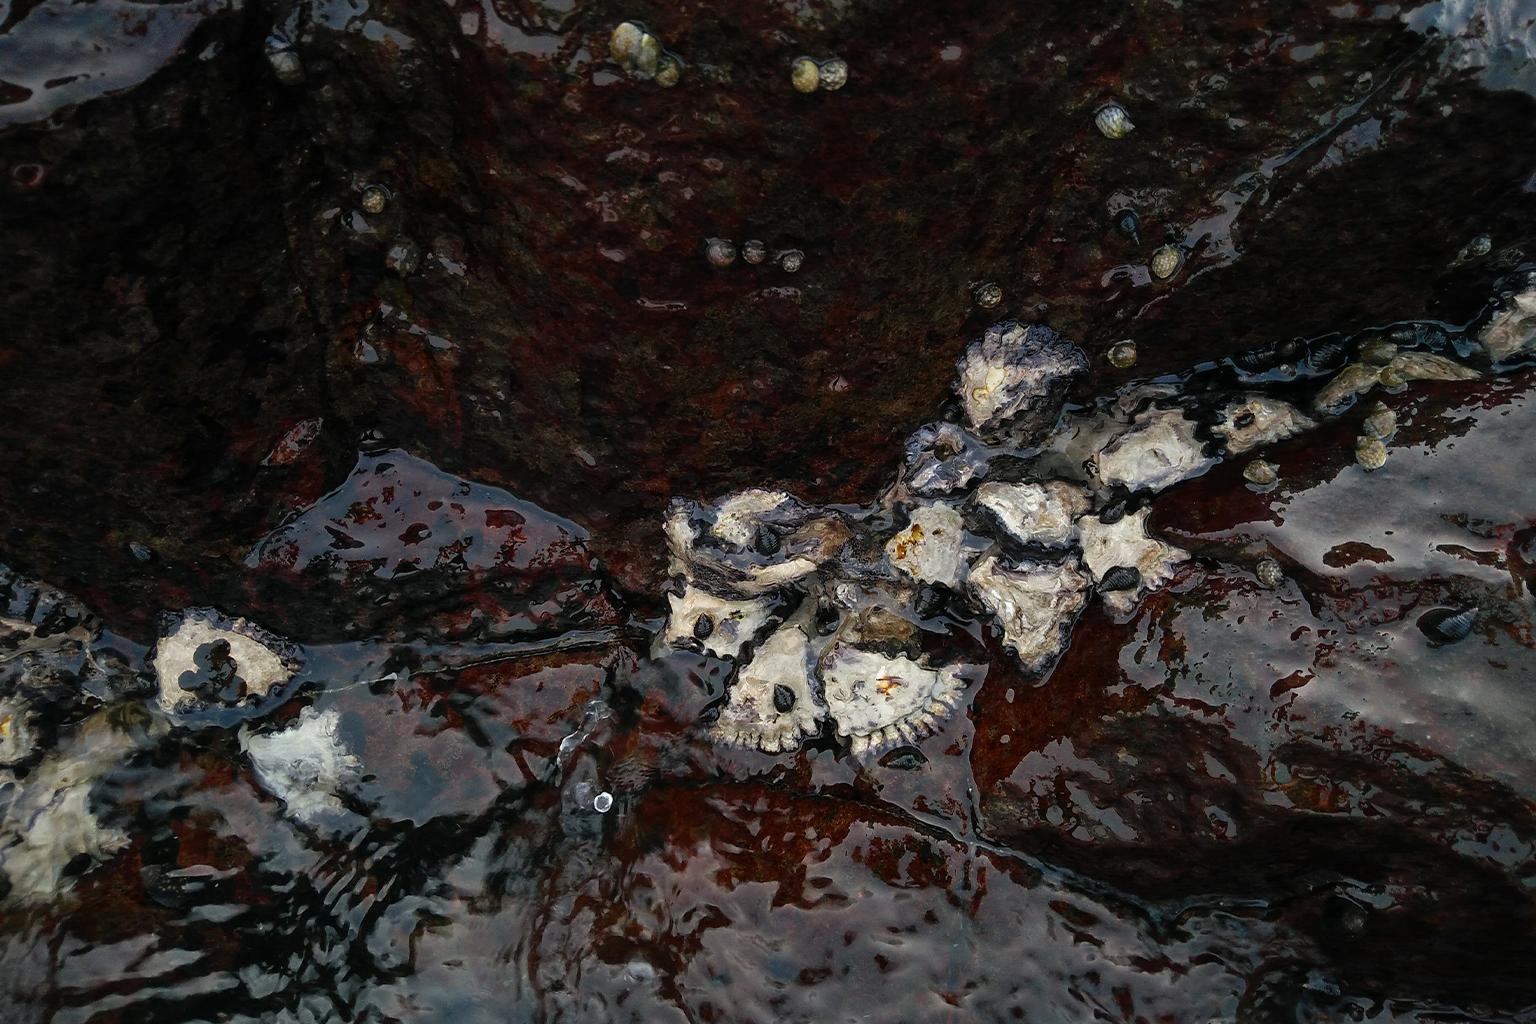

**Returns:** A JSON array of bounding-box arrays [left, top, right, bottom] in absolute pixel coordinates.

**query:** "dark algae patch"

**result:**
[[2, 0, 1536, 1021]]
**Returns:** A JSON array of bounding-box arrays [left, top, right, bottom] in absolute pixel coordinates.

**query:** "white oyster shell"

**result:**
[[154, 613, 296, 715], [974, 480, 1090, 547], [711, 607, 828, 753], [1093, 406, 1216, 493], [1212, 396, 1316, 454], [955, 322, 1087, 435], [969, 555, 1091, 674], [1478, 283, 1536, 362], [818, 644, 972, 758], [712, 489, 798, 547], [1078, 507, 1190, 616], [1387, 351, 1480, 382], [884, 503, 969, 588], [241, 706, 362, 827], [663, 586, 776, 660]]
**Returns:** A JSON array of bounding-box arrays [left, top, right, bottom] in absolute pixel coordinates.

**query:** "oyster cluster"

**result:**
[[664, 320, 1203, 758], [664, 282, 1511, 757]]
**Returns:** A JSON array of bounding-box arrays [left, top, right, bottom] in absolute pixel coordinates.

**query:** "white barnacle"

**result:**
[[711, 607, 828, 753], [974, 480, 1090, 548], [1077, 507, 1189, 616], [1093, 405, 1216, 493], [968, 555, 1091, 675]]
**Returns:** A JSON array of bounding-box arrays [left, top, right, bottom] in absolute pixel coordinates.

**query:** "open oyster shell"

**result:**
[[711, 604, 828, 753]]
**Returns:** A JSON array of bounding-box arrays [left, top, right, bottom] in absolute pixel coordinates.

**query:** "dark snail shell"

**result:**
[[1099, 565, 1143, 592], [1417, 607, 1476, 645]]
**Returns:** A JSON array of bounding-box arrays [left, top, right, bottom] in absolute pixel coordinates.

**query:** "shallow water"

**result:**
[[4, 0, 1536, 1021]]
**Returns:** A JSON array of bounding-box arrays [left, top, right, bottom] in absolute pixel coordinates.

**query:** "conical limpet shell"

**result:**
[[1094, 102, 1134, 139], [1150, 244, 1181, 280]]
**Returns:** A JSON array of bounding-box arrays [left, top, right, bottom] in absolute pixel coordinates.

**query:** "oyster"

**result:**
[[153, 609, 302, 715], [969, 555, 1091, 674], [902, 421, 990, 495], [955, 321, 1088, 438], [664, 491, 849, 596], [711, 605, 827, 753], [663, 586, 777, 661], [1078, 508, 1190, 615], [1093, 405, 1216, 493], [1212, 396, 1315, 454], [1477, 280, 1536, 362], [1313, 363, 1382, 413], [885, 503, 970, 588], [974, 480, 1090, 548], [240, 706, 362, 827], [1387, 351, 1480, 383], [818, 644, 973, 758]]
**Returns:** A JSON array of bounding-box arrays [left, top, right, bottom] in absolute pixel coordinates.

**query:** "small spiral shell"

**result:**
[[779, 249, 805, 272], [360, 185, 388, 215], [610, 22, 644, 63], [791, 57, 820, 93], [1243, 459, 1279, 486], [1355, 436, 1387, 470], [705, 238, 737, 268], [818, 58, 849, 91], [1360, 401, 1396, 440], [1256, 558, 1284, 588], [655, 53, 684, 88], [1094, 102, 1134, 139], [742, 239, 767, 264], [1150, 244, 1181, 281], [974, 282, 1002, 309], [1108, 340, 1137, 368]]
